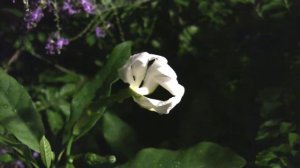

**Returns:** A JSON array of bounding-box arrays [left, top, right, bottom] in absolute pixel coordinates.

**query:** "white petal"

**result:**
[[119, 52, 185, 114], [133, 88, 184, 114], [157, 78, 184, 96], [141, 57, 177, 95], [118, 52, 149, 86], [118, 65, 134, 84], [133, 64, 185, 114], [131, 58, 147, 88], [150, 57, 177, 79], [131, 52, 167, 64]]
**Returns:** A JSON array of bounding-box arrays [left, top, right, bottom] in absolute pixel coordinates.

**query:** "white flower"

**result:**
[[118, 52, 185, 114]]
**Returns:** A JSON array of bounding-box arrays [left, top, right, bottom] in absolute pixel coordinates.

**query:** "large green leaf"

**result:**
[[67, 41, 132, 138], [101, 112, 139, 157], [0, 69, 44, 152], [72, 82, 132, 140], [119, 142, 246, 168]]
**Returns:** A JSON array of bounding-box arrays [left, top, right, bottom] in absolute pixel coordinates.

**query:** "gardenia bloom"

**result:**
[[118, 52, 185, 114]]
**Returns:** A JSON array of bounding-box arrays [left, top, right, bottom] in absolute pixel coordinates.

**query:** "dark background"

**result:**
[[1, 0, 300, 167]]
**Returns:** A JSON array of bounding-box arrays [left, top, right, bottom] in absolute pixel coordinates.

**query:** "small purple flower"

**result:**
[[24, 7, 44, 29], [45, 39, 55, 55], [32, 152, 40, 158], [45, 32, 69, 55], [12, 160, 25, 168], [95, 27, 105, 38], [56, 38, 70, 49], [80, 0, 95, 14], [62, 0, 80, 15], [0, 148, 8, 155], [45, 0, 53, 12]]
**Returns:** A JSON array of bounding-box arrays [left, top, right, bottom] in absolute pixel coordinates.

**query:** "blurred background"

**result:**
[[1, 0, 300, 167]]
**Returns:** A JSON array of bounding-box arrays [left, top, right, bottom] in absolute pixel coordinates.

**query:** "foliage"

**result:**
[[1, 0, 300, 167], [0, 69, 44, 152], [119, 142, 246, 168]]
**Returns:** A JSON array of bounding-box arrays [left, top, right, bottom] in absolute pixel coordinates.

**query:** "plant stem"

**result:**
[[4, 49, 21, 72], [69, 16, 99, 41], [52, 0, 62, 32], [30, 51, 79, 76], [66, 135, 74, 157], [98, 88, 133, 107], [111, 3, 125, 42]]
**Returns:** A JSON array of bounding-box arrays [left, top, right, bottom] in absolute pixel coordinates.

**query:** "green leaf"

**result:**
[[0, 153, 13, 163], [101, 112, 139, 157], [119, 142, 246, 168], [174, 0, 190, 7], [40, 136, 53, 168], [39, 72, 81, 84], [59, 84, 77, 97], [86, 34, 96, 46], [288, 133, 300, 147], [255, 0, 288, 18], [229, 0, 254, 4], [66, 163, 75, 168], [71, 41, 133, 140], [47, 110, 64, 135], [58, 102, 71, 121], [67, 41, 132, 136], [101, 0, 112, 6], [0, 69, 44, 152], [72, 86, 111, 139], [178, 25, 199, 55], [0, 134, 22, 146], [37, 32, 46, 42]]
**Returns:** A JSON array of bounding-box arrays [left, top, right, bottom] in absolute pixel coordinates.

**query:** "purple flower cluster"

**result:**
[[62, 0, 96, 15], [24, 7, 44, 29], [62, 0, 80, 15], [32, 152, 40, 158], [80, 0, 95, 14], [0, 147, 25, 168], [45, 32, 69, 55]]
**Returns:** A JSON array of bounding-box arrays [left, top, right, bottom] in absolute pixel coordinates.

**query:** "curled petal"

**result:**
[[133, 82, 184, 114], [131, 60, 147, 88], [118, 64, 134, 84], [158, 78, 184, 97], [141, 57, 177, 94]]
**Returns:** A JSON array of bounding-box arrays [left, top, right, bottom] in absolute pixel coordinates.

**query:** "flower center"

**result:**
[[129, 85, 150, 95]]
